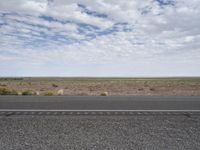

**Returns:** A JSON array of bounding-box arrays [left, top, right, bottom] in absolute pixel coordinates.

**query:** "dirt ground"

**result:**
[[0, 77, 200, 96]]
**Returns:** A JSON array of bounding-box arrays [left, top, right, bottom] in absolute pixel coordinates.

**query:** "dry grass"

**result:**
[[100, 92, 108, 96], [22, 90, 37, 96], [0, 87, 18, 95]]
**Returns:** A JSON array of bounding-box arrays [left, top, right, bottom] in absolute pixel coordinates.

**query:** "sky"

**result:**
[[0, 0, 200, 77]]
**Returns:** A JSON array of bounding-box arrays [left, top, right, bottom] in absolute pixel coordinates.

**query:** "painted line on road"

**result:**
[[1, 109, 200, 116], [0, 109, 200, 112]]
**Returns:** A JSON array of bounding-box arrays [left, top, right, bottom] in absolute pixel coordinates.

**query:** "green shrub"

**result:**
[[22, 90, 36, 95], [44, 91, 54, 96], [100, 92, 108, 96], [0, 87, 18, 95]]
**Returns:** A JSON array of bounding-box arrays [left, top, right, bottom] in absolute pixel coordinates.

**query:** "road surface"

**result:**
[[0, 96, 200, 113]]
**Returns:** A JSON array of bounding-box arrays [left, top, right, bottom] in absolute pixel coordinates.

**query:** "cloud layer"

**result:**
[[0, 0, 200, 76]]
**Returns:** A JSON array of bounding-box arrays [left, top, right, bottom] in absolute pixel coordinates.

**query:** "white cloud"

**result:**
[[0, 0, 200, 76]]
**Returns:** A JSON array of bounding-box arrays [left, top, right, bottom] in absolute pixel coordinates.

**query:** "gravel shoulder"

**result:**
[[0, 114, 200, 150]]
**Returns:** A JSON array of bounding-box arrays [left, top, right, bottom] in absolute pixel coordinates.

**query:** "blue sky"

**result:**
[[0, 0, 200, 76]]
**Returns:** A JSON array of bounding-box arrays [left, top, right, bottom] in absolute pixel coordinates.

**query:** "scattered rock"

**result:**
[[36, 91, 40, 95]]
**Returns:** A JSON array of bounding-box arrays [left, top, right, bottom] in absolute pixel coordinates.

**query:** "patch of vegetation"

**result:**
[[44, 91, 54, 96], [138, 88, 144, 91], [40, 88, 46, 91], [0, 78, 24, 81], [27, 82, 32, 86], [149, 88, 155, 91], [52, 83, 59, 87], [18, 82, 23, 86], [100, 92, 108, 96], [22, 90, 36, 96], [77, 92, 88, 96], [0, 87, 18, 95], [17, 91, 22, 95]]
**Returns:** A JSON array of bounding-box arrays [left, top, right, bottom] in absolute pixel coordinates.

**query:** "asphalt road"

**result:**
[[0, 96, 200, 111]]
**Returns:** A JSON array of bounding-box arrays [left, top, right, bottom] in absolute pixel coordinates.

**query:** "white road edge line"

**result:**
[[0, 109, 200, 112]]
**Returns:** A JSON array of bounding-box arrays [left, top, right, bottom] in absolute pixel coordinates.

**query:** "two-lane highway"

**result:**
[[0, 96, 200, 115], [0, 96, 200, 110]]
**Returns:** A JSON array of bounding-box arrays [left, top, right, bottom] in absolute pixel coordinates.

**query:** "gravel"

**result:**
[[0, 114, 200, 150]]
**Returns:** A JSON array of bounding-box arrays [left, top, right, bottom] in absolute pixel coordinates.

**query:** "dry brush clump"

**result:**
[[138, 88, 144, 91], [149, 87, 155, 91], [0, 87, 18, 95], [100, 91, 108, 96], [52, 83, 59, 87], [22, 90, 37, 96], [44, 91, 54, 96]]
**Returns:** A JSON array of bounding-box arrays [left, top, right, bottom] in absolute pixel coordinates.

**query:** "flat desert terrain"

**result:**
[[0, 77, 200, 96]]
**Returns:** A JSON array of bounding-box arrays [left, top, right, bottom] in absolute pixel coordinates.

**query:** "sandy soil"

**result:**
[[0, 77, 200, 96]]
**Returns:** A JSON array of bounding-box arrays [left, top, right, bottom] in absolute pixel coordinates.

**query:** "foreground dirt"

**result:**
[[0, 77, 200, 96]]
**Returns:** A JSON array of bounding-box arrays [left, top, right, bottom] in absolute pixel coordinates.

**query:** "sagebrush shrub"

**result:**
[[22, 90, 36, 95], [44, 91, 54, 96], [100, 92, 108, 96], [0, 87, 18, 95]]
